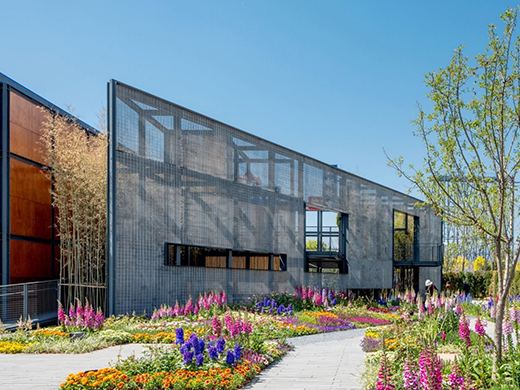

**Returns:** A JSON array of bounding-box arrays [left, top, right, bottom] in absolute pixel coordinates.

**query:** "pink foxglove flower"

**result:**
[[212, 316, 222, 335], [503, 318, 514, 336], [376, 351, 395, 390], [459, 314, 471, 347], [419, 347, 442, 390], [448, 362, 464, 390], [403, 358, 419, 390], [475, 317, 486, 337]]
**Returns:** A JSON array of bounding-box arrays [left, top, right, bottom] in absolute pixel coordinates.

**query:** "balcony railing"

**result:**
[[0, 280, 59, 330], [394, 244, 443, 265]]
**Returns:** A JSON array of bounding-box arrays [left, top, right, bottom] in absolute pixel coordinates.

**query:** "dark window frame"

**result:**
[[165, 243, 287, 272]]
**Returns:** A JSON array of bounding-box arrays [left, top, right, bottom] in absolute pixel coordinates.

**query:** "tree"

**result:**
[[389, 9, 520, 372], [305, 240, 328, 251]]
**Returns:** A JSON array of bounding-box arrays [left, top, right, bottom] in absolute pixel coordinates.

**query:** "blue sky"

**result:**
[[1, 1, 516, 195]]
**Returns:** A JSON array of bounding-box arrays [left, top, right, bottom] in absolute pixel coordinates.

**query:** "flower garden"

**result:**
[[0, 287, 518, 389], [0, 287, 395, 389], [362, 293, 520, 390]]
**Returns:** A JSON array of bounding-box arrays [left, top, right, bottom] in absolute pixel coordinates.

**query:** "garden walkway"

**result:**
[[0, 329, 367, 390], [244, 328, 366, 390]]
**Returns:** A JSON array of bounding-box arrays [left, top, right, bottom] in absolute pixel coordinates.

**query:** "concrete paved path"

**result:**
[[244, 329, 366, 390], [0, 329, 366, 390], [0, 344, 150, 390]]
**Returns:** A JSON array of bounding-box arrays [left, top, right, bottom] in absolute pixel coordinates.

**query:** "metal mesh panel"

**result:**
[[110, 81, 442, 314]]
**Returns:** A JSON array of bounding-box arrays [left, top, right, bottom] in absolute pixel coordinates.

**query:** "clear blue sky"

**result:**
[[1, 1, 516, 195]]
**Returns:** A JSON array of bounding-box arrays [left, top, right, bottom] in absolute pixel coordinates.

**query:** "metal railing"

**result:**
[[0, 280, 59, 330], [394, 244, 443, 264]]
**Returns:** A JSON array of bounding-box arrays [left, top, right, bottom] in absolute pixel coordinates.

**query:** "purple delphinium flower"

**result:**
[[183, 350, 194, 364], [216, 338, 226, 354], [194, 339, 205, 355], [234, 344, 242, 361], [195, 353, 204, 366], [175, 327, 184, 345], [509, 307, 517, 323], [209, 346, 218, 359], [183, 341, 193, 352], [226, 350, 235, 365]]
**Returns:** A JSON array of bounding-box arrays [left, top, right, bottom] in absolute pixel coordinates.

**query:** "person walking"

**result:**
[[425, 279, 438, 296]]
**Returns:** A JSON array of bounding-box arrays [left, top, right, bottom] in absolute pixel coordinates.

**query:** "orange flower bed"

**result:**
[[131, 329, 202, 344], [35, 329, 68, 337], [276, 322, 317, 333], [302, 311, 339, 320], [60, 364, 260, 390]]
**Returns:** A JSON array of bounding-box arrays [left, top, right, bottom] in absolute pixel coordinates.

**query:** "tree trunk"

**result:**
[[493, 293, 506, 377]]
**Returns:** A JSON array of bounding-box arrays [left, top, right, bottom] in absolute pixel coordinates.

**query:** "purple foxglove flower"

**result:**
[[195, 353, 204, 366]]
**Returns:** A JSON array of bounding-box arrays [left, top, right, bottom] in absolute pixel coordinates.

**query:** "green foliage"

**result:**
[[443, 271, 493, 298], [305, 240, 327, 251]]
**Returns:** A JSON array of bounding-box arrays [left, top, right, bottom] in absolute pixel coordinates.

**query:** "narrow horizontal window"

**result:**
[[165, 243, 286, 271]]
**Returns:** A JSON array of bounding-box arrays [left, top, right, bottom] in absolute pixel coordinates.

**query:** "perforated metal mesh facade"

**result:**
[[108, 81, 442, 314]]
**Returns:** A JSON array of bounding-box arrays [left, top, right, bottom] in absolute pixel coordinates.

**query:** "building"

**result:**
[[106, 80, 443, 315], [0, 73, 443, 321], [0, 73, 97, 326]]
